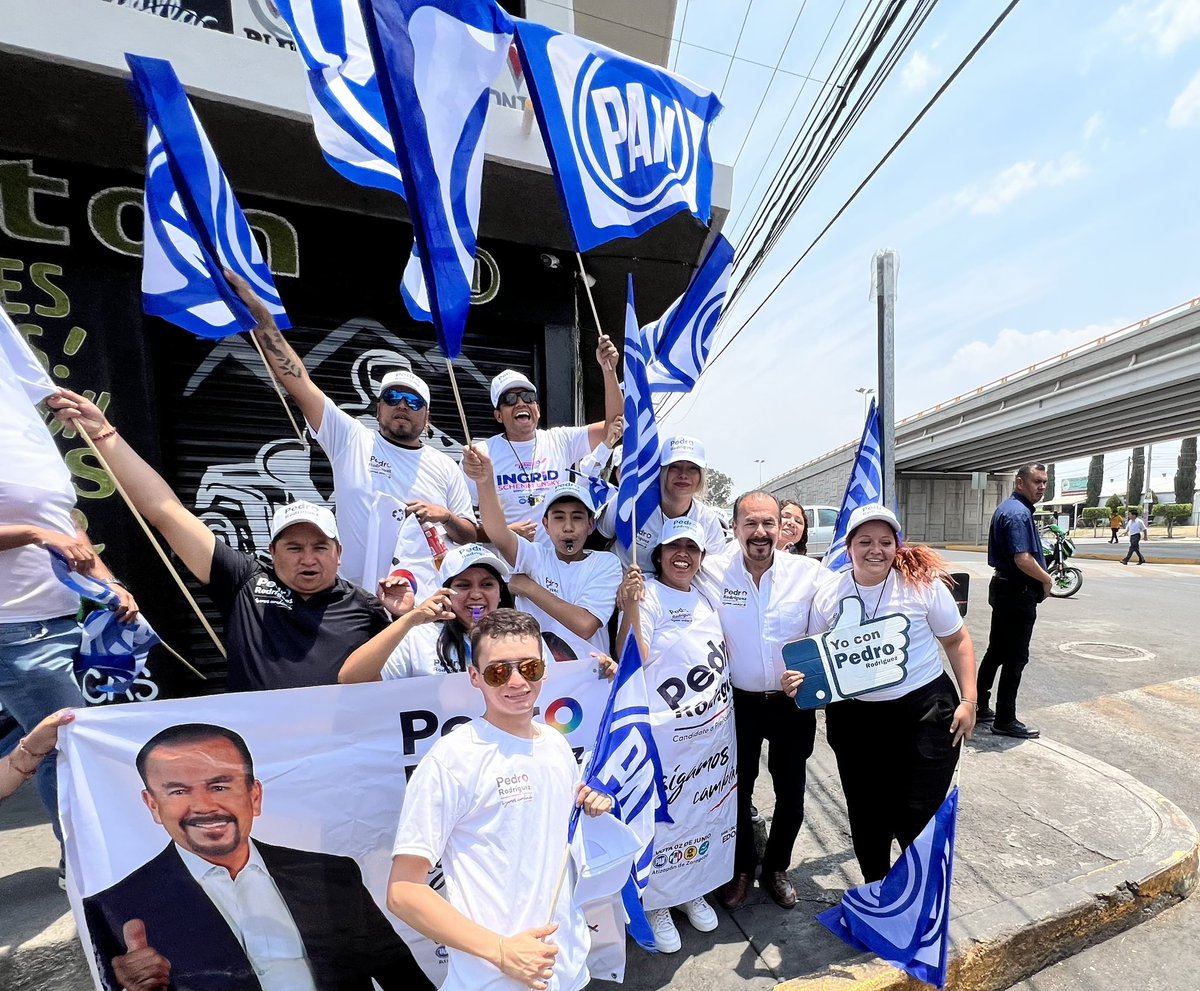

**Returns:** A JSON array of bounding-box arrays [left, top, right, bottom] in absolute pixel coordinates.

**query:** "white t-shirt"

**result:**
[[0, 479, 80, 624], [513, 539, 621, 661], [810, 571, 964, 702], [1127, 518, 1147, 536], [393, 719, 590, 991], [465, 428, 593, 545], [705, 548, 834, 692], [313, 397, 474, 589], [382, 621, 554, 679], [596, 497, 727, 569]]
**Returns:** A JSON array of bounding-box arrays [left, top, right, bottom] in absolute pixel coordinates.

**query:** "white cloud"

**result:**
[[900, 52, 936, 92], [1113, 0, 1200, 55], [1168, 68, 1200, 126], [953, 155, 1087, 216], [1083, 112, 1104, 140]]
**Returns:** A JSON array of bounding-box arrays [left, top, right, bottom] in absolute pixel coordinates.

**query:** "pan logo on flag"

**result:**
[[572, 55, 694, 211]]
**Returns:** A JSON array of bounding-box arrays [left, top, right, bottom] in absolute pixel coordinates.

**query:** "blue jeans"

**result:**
[[0, 615, 85, 841]]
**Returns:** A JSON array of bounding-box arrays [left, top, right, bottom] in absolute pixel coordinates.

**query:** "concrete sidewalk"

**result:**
[[2, 719, 1197, 991], [943, 540, 1200, 566]]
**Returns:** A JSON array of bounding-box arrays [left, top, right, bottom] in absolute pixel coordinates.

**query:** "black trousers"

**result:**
[[977, 575, 1040, 723], [1123, 533, 1145, 563], [824, 674, 961, 883], [1109, 527, 1120, 543], [732, 689, 817, 874]]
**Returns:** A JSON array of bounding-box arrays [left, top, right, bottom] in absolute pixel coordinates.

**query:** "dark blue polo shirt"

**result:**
[[987, 493, 1045, 579]]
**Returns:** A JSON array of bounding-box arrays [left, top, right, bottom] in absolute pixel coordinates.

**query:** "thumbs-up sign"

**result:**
[[111, 918, 171, 991], [782, 595, 912, 708]]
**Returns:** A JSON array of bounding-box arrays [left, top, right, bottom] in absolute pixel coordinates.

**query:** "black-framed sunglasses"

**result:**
[[380, 389, 427, 411], [498, 389, 537, 407], [480, 657, 546, 688]]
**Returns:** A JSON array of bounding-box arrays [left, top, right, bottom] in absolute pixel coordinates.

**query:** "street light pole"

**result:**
[[754, 459, 766, 487], [855, 386, 875, 420]]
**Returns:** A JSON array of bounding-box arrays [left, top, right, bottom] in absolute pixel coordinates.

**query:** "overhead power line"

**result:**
[[656, 0, 1025, 425]]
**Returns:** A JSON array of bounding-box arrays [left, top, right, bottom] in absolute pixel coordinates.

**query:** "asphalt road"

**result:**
[[943, 550, 1200, 990]]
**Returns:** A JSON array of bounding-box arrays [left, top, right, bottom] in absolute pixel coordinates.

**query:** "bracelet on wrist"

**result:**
[[91, 425, 117, 442], [960, 698, 978, 708], [18, 737, 52, 759], [7, 752, 41, 778]]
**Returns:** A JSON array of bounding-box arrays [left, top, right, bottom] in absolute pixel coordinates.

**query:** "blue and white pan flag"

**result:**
[[358, 0, 513, 359], [126, 54, 290, 339], [275, 0, 405, 196], [615, 277, 661, 554], [570, 634, 672, 952], [514, 21, 722, 253], [48, 550, 161, 693], [818, 787, 959, 989], [642, 233, 733, 394], [824, 399, 886, 573]]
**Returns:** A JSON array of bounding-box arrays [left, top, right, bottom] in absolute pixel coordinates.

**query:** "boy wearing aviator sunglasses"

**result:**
[[388, 610, 612, 991]]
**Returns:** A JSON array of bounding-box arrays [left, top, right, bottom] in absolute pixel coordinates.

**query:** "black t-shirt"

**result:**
[[206, 540, 391, 692]]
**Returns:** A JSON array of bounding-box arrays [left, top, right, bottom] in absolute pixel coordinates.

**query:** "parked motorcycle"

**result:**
[[1042, 522, 1083, 598]]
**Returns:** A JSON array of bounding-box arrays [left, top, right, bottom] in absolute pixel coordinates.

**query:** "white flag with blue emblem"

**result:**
[[818, 787, 959, 988], [824, 399, 886, 572], [514, 22, 722, 252], [642, 233, 732, 394], [570, 634, 672, 952], [615, 277, 661, 554], [359, 0, 513, 360], [272, 0, 431, 325], [126, 54, 290, 339]]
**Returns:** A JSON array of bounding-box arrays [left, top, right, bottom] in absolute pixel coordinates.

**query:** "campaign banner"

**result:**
[[782, 597, 912, 708], [639, 617, 736, 910], [59, 659, 628, 989]]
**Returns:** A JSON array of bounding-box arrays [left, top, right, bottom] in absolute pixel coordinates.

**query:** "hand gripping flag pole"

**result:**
[[78, 429, 226, 661]]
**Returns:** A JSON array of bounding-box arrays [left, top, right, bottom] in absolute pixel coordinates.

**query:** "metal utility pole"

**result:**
[[754, 459, 766, 487], [873, 250, 897, 509]]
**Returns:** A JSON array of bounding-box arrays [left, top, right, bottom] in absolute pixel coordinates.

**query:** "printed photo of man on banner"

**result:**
[[58, 660, 627, 991]]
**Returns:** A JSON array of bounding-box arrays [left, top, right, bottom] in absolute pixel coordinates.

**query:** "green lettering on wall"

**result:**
[[244, 209, 300, 277], [66, 447, 116, 500], [87, 187, 143, 258], [0, 161, 69, 245], [31, 262, 69, 318]]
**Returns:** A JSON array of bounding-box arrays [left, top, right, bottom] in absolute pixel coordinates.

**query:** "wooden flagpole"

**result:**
[[445, 358, 474, 448], [79, 430, 225, 663], [247, 331, 308, 447]]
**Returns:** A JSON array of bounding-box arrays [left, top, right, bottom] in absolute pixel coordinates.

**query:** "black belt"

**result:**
[[733, 688, 784, 699]]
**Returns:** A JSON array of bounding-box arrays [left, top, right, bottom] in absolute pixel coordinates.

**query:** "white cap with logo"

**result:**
[[660, 435, 706, 469], [438, 543, 513, 584], [489, 369, 537, 408], [269, 501, 340, 543], [379, 369, 431, 404], [846, 504, 901, 536], [658, 515, 705, 547], [543, 481, 595, 515]]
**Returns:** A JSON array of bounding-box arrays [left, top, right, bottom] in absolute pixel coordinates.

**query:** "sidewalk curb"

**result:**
[[938, 543, 1200, 566], [774, 737, 1200, 991]]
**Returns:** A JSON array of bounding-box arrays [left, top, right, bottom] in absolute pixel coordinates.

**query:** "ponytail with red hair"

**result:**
[[892, 544, 956, 592]]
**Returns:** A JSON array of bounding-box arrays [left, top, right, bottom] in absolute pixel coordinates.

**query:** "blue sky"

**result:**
[[656, 0, 1200, 496]]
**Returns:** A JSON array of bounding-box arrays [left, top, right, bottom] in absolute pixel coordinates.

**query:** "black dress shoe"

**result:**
[[976, 706, 995, 723], [719, 872, 753, 910], [762, 871, 797, 909], [992, 720, 1040, 739]]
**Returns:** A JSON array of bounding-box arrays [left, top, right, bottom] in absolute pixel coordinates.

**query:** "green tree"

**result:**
[[1105, 493, 1124, 514], [1128, 447, 1145, 506], [1175, 437, 1197, 504], [1154, 503, 1193, 537], [1080, 506, 1108, 535], [706, 468, 733, 507], [1085, 454, 1103, 508]]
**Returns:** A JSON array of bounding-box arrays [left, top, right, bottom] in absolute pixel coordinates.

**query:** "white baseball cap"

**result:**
[[658, 516, 705, 547], [543, 481, 595, 515], [438, 543, 513, 584], [379, 369, 431, 405], [489, 369, 537, 408], [660, 435, 706, 469], [846, 504, 901, 536], [269, 501, 340, 543]]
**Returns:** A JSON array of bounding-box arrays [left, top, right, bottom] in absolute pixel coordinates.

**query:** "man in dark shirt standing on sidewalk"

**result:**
[[977, 462, 1053, 739]]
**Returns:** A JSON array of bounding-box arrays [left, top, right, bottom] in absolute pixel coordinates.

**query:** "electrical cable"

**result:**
[[656, 0, 1024, 426], [716, 0, 757, 100]]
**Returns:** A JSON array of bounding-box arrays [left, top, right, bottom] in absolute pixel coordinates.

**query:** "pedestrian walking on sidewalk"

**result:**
[[976, 463, 1053, 740], [1108, 512, 1123, 544], [1122, 509, 1147, 565]]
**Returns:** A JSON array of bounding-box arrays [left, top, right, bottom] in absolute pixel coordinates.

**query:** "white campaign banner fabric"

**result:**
[[59, 661, 628, 988], [639, 600, 737, 910]]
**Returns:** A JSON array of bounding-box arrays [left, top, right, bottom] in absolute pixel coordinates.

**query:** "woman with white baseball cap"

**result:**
[[783, 505, 978, 883], [596, 434, 728, 568], [616, 516, 734, 953], [339, 544, 538, 682]]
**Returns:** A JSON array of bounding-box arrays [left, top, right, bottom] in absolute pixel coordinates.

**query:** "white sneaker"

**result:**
[[680, 896, 719, 933], [647, 907, 681, 953]]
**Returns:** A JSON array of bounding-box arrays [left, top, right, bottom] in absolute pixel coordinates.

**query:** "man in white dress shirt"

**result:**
[[82, 723, 430, 991], [707, 491, 830, 912]]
